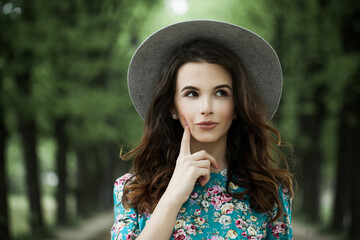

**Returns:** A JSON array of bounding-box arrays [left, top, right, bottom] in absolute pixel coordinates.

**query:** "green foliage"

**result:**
[[1, 0, 159, 237]]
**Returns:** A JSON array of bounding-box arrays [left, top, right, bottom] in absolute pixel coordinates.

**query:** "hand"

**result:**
[[164, 121, 220, 205]]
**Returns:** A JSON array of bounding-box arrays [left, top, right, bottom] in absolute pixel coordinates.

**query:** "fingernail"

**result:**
[[185, 121, 188, 127]]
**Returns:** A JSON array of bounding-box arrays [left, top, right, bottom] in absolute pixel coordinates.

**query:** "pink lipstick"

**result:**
[[196, 121, 218, 130]]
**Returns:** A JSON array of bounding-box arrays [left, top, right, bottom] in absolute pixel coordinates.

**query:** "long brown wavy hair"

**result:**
[[121, 40, 293, 221]]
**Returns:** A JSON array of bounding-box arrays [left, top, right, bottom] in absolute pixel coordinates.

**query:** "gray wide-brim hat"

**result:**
[[128, 20, 282, 121]]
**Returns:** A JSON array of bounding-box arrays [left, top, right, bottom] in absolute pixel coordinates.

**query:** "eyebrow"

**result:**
[[215, 84, 233, 91], [180, 84, 233, 93]]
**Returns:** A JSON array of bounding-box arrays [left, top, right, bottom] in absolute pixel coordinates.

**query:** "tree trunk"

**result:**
[[350, 124, 360, 239], [75, 148, 88, 217], [300, 87, 326, 222], [300, 117, 322, 222], [99, 142, 116, 210], [331, 109, 351, 231], [18, 118, 44, 234], [16, 68, 44, 234], [75, 146, 100, 217], [336, 80, 360, 238], [55, 117, 68, 225], [98, 141, 132, 210], [348, 74, 360, 239], [0, 81, 11, 240], [342, 4, 360, 238]]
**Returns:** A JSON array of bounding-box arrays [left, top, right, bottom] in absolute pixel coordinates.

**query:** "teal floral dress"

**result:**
[[110, 169, 293, 240]]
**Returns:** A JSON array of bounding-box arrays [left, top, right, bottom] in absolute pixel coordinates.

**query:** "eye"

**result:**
[[215, 90, 228, 97], [185, 91, 198, 97]]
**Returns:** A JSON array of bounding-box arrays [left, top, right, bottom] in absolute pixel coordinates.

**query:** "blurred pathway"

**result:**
[[51, 211, 113, 240], [51, 211, 339, 240], [292, 220, 339, 240]]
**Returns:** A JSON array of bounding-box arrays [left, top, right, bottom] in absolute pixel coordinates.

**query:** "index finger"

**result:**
[[179, 121, 191, 155]]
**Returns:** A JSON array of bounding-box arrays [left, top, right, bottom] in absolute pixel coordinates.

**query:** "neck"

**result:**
[[190, 134, 228, 173]]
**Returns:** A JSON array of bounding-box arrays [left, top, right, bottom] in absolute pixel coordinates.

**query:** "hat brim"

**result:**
[[128, 20, 282, 121]]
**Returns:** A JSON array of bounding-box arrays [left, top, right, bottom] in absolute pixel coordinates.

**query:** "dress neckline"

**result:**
[[210, 168, 227, 175], [205, 168, 227, 185]]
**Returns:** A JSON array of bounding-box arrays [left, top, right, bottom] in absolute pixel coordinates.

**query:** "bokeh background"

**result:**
[[1, 0, 359, 240]]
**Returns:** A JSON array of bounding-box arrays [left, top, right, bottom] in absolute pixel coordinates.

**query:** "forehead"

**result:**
[[176, 62, 232, 88]]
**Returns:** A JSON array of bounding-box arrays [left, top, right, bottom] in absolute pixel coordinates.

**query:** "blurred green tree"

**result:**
[[327, 0, 360, 238], [37, 0, 160, 223], [1, 0, 159, 237], [266, 0, 327, 222], [267, 0, 360, 237], [1, 0, 47, 235], [0, 23, 10, 240]]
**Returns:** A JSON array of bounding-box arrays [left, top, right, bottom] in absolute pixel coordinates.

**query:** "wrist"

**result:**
[[137, 189, 183, 240], [160, 189, 185, 210]]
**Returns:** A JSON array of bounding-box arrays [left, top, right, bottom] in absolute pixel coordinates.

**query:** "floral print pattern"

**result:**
[[111, 169, 293, 239]]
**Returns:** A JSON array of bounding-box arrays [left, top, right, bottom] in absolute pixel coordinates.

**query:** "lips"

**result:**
[[196, 121, 218, 130]]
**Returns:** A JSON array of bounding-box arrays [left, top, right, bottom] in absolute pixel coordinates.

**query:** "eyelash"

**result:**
[[185, 91, 198, 97], [185, 90, 228, 97], [215, 90, 228, 97]]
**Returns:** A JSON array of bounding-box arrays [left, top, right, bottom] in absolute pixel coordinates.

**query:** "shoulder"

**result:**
[[278, 184, 293, 212], [267, 184, 293, 219], [111, 173, 143, 239], [113, 173, 134, 205], [114, 173, 134, 190]]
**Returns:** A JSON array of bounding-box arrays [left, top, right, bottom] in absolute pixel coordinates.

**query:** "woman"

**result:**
[[111, 20, 294, 240]]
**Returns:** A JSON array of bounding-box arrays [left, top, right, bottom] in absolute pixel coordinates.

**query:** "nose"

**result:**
[[200, 96, 213, 115]]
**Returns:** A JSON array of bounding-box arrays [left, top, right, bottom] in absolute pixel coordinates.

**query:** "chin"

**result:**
[[194, 138, 219, 143], [192, 133, 226, 144]]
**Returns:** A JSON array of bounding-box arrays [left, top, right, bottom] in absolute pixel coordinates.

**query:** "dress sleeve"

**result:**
[[266, 185, 293, 240], [110, 173, 142, 240]]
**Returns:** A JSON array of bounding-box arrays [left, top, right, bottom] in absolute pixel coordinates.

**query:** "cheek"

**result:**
[[177, 109, 194, 124], [175, 102, 198, 126], [218, 102, 235, 120]]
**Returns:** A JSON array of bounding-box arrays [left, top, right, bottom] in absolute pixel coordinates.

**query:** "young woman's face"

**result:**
[[174, 62, 235, 144]]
